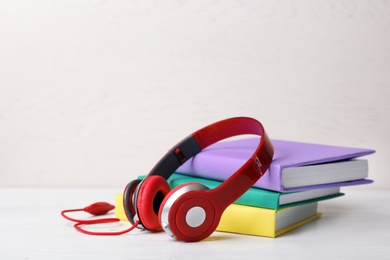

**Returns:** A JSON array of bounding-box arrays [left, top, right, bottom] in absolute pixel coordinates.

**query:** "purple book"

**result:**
[[176, 138, 375, 192]]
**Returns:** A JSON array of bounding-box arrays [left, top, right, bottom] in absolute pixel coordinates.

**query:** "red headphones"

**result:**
[[62, 117, 273, 242], [123, 117, 273, 242]]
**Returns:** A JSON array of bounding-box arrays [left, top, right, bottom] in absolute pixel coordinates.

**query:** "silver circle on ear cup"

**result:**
[[159, 183, 210, 238], [186, 206, 206, 228]]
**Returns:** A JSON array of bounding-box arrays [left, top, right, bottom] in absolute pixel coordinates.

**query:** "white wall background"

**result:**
[[0, 0, 389, 189]]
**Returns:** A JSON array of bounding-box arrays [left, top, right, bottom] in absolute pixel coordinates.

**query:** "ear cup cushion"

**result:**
[[123, 179, 142, 224], [136, 176, 171, 230]]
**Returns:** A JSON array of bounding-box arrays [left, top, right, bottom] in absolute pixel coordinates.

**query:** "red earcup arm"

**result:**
[[207, 130, 273, 211]]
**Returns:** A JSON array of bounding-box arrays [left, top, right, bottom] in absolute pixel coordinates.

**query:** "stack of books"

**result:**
[[115, 138, 374, 238]]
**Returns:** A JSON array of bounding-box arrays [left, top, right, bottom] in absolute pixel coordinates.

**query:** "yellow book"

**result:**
[[217, 203, 320, 238], [115, 194, 321, 238], [115, 193, 127, 222]]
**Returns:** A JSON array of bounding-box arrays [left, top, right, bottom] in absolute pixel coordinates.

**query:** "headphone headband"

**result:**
[[148, 117, 273, 181]]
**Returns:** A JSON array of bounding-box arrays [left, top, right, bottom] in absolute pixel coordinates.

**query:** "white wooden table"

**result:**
[[0, 186, 388, 259]]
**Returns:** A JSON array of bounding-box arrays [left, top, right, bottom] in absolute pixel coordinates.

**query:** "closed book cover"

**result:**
[[114, 194, 320, 238], [175, 138, 375, 192], [166, 173, 344, 210], [217, 202, 320, 238]]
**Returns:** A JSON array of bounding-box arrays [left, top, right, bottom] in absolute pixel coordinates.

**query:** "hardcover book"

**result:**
[[175, 138, 375, 192], [166, 173, 344, 210], [216, 202, 320, 238], [114, 194, 320, 238]]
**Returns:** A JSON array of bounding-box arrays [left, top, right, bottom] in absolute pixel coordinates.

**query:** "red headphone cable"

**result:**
[[61, 202, 140, 236], [74, 219, 140, 236]]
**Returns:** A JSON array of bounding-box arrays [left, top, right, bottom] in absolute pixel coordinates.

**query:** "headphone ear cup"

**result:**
[[158, 182, 217, 242], [136, 176, 171, 231]]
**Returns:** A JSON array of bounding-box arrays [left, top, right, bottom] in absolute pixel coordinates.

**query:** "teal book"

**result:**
[[165, 173, 344, 210]]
